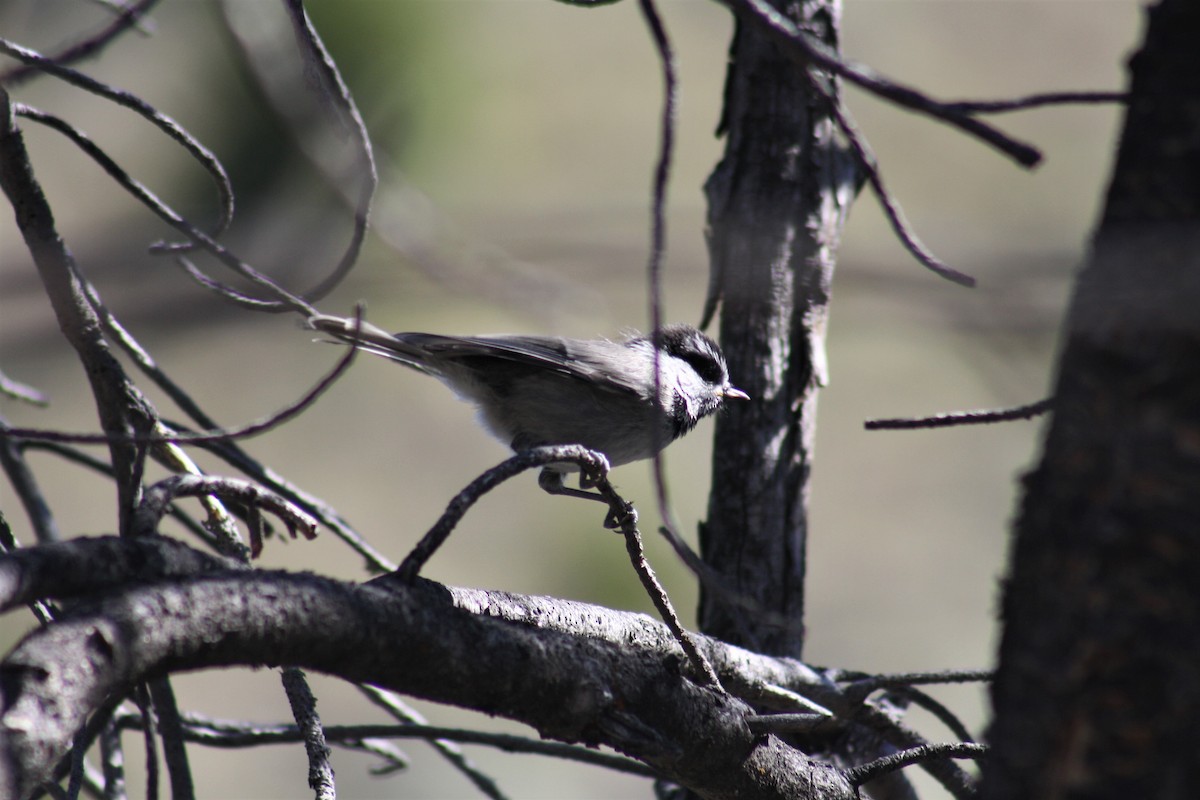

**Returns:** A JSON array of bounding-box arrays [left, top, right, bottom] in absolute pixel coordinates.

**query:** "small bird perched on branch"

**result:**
[[308, 314, 747, 516]]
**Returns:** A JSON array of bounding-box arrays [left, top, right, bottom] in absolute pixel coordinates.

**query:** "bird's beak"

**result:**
[[720, 385, 750, 401]]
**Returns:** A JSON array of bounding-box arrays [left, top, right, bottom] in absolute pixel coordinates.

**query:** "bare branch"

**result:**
[[357, 685, 506, 799], [0, 414, 63, 544], [824, 92, 976, 287], [845, 742, 987, 789], [722, 0, 1042, 167], [942, 90, 1128, 114], [0, 372, 48, 407], [0, 38, 234, 240], [130, 475, 318, 556], [280, 668, 335, 800], [279, 0, 377, 303], [12, 103, 313, 315], [115, 712, 652, 782], [0, 0, 161, 86], [395, 445, 610, 582], [865, 398, 1053, 431], [0, 316, 360, 448]]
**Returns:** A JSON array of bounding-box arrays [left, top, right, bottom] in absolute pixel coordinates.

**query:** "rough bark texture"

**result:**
[[0, 536, 860, 800], [701, 0, 857, 657], [984, 1, 1200, 797]]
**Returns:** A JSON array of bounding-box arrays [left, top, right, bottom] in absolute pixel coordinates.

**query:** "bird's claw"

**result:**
[[603, 501, 638, 531]]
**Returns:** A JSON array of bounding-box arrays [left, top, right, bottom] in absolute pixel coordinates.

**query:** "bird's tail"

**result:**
[[306, 314, 431, 371]]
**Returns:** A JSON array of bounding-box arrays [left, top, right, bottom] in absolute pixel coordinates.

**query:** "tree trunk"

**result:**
[[701, 0, 857, 658], [984, 1, 1200, 796]]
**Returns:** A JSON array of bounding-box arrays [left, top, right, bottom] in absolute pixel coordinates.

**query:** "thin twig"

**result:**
[[865, 398, 1053, 431], [147, 679, 195, 800], [99, 713, 128, 800], [633, 0, 696, 629], [280, 668, 335, 800], [0, 317, 361, 448], [824, 92, 976, 287], [130, 475, 318, 554], [133, 687, 159, 800], [1, 0, 161, 86], [357, 685, 507, 800], [0, 38, 234, 239], [112, 713, 657, 779], [188, 435, 396, 572], [0, 414, 63, 544], [844, 742, 987, 789], [13, 104, 312, 315], [841, 668, 994, 694], [888, 686, 975, 745], [0, 371, 49, 407], [943, 90, 1128, 114], [619, 520, 722, 689], [394, 445, 610, 582], [724, 0, 1042, 167], [280, 0, 377, 303], [20, 441, 221, 550]]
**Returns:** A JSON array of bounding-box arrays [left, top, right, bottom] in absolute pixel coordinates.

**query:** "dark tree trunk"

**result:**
[[984, 1, 1200, 796], [701, 0, 858, 658]]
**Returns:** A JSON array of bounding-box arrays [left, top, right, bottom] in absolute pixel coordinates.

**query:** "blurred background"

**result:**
[[1, 0, 1140, 797]]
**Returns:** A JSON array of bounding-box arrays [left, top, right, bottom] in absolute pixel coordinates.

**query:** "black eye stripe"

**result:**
[[678, 351, 725, 384]]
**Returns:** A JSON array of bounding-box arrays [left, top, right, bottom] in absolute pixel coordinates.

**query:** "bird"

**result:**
[[308, 314, 748, 522]]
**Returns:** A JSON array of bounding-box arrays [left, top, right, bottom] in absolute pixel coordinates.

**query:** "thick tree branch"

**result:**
[[0, 555, 857, 800]]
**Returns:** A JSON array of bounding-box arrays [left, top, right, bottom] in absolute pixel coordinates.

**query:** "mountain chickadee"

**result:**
[[308, 314, 748, 517]]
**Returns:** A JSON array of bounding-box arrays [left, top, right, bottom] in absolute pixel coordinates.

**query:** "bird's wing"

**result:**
[[308, 315, 648, 395], [397, 333, 647, 395]]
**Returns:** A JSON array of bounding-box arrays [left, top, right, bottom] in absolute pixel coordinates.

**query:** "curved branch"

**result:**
[[723, 0, 1042, 167], [0, 37, 235, 240]]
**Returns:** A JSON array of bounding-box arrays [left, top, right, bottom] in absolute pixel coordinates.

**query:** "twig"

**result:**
[[280, 668, 335, 800], [0, 316, 361, 448], [943, 90, 1128, 114], [147, 679, 195, 800], [0, 414, 63, 544], [724, 0, 1042, 167], [0, 371, 49, 407], [357, 685, 506, 800], [633, 0, 698, 636], [189, 435, 396, 572], [840, 668, 994, 695], [394, 445, 609, 582], [824, 92, 976, 288], [745, 712, 835, 735], [0, 38, 234, 239], [12, 103, 313, 315], [280, 0, 377, 303], [1, 0, 160, 85], [20, 441, 221, 550], [112, 712, 656, 779], [888, 686, 975, 745], [99, 713, 127, 800], [633, 0, 732, 687], [0, 85, 157, 536], [130, 475, 318, 555], [619, 520, 722, 689], [132, 687, 159, 800], [844, 742, 987, 789], [865, 398, 1053, 430]]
